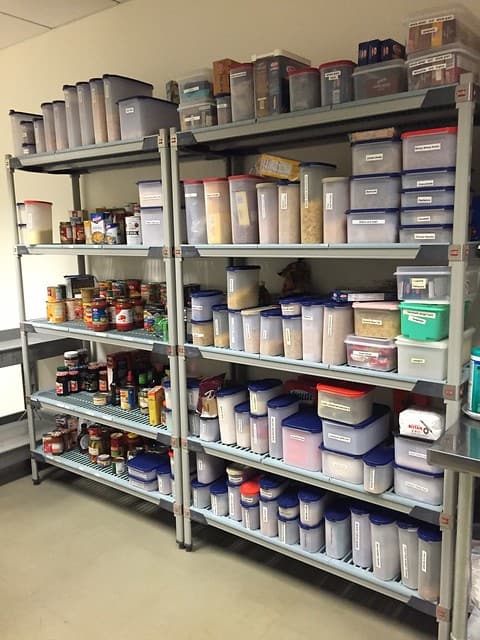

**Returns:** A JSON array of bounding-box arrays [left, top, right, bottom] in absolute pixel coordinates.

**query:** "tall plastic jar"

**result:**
[[89, 77, 108, 144], [230, 63, 255, 122], [260, 308, 284, 356], [228, 175, 262, 244], [300, 162, 336, 243], [203, 177, 232, 244], [52, 100, 68, 150], [298, 488, 327, 526], [418, 526, 442, 602], [282, 314, 302, 360], [216, 95, 232, 125], [322, 303, 353, 365], [228, 481, 242, 521], [226, 265, 260, 310], [250, 413, 269, 454], [217, 386, 248, 445], [260, 496, 278, 537], [228, 309, 244, 351], [33, 118, 46, 154], [370, 512, 400, 581], [76, 81, 95, 146], [63, 85, 82, 149], [278, 181, 300, 244], [397, 519, 419, 590], [41, 102, 56, 152], [234, 401, 251, 448], [325, 503, 351, 559], [267, 394, 300, 459], [184, 180, 208, 244], [257, 183, 279, 244], [212, 304, 229, 348], [25, 200, 53, 244], [323, 177, 350, 243], [350, 503, 372, 569], [302, 300, 325, 362]]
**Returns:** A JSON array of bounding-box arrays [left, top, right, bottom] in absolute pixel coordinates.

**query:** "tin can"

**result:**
[[105, 222, 119, 244], [110, 432, 125, 458], [138, 387, 149, 415], [71, 216, 85, 244], [140, 283, 158, 304], [65, 298, 78, 321], [82, 302, 93, 328], [59, 221, 73, 244], [88, 435, 103, 463], [47, 285, 66, 302], [120, 386, 136, 410], [97, 454, 111, 467], [144, 306, 161, 333], [80, 287, 96, 303], [112, 456, 126, 475], [93, 391, 109, 406], [47, 300, 66, 323], [131, 296, 144, 329], [97, 281, 111, 298], [127, 279, 141, 298]]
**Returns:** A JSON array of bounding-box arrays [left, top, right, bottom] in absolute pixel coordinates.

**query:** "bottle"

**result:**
[[77, 422, 89, 453], [69, 369, 79, 393], [56, 366, 70, 396], [110, 380, 120, 406]]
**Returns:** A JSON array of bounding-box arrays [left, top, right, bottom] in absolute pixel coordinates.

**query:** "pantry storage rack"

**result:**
[[170, 80, 480, 640]]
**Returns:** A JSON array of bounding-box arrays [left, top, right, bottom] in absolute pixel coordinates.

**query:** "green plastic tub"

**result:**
[[400, 302, 449, 341]]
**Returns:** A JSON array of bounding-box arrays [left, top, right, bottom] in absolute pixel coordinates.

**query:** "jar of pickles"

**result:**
[[88, 435, 103, 463]]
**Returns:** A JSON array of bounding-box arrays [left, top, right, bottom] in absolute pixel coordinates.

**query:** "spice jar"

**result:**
[[98, 368, 108, 392], [55, 366, 70, 396], [115, 298, 133, 331], [138, 387, 150, 415], [50, 431, 65, 455], [92, 298, 109, 332], [88, 435, 103, 463]]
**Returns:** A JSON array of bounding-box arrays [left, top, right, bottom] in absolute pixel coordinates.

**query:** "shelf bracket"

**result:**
[[439, 512, 455, 531], [20, 321, 34, 333], [183, 506, 191, 519], [173, 503, 182, 517], [436, 605, 451, 623], [170, 132, 178, 149], [14, 245, 28, 256], [448, 244, 470, 262], [443, 385, 461, 402]]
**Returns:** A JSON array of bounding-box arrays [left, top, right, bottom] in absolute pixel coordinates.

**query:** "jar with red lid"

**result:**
[[88, 425, 102, 438], [92, 298, 109, 332], [115, 298, 133, 331], [131, 296, 145, 329], [127, 279, 141, 298], [50, 431, 65, 455], [56, 366, 70, 396]]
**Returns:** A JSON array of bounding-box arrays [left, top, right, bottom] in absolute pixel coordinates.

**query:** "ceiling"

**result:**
[[0, 0, 130, 49]]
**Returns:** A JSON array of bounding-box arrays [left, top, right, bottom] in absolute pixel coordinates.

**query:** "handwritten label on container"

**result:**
[[362, 318, 383, 325], [320, 399, 351, 412], [410, 357, 426, 364], [413, 143, 442, 153], [328, 433, 351, 443], [411, 278, 427, 289], [414, 233, 436, 240], [364, 189, 378, 195], [365, 153, 384, 162], [417, 196, 433, 204], [351, 219, 385, 225], [325, 192, 334, 210]]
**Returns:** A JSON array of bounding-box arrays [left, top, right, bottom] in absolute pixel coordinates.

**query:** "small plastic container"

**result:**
[[299, 521, 324, 553], [179, 69, 212, 102], [322, 404, 390, 456], [353, 60, 406, 99], [199, 416, 220, 442], [257, 183, 279, 244], [394, 435, 443, 474], [319, 60, 355, 105], [325, 503, 351, 559], [406, 7, 480, 53], [9, 110, 40, 157], [242, 306, 278, 354], [302, 300, 325, 363], [345, 335, 397, 372], [259, 475, 288, 500], [184, 180, 207, 244], [191, 290, 224, 322], [289, 67, 321, 111], [228, 309, 244, 351], [260, 308, 284, 356], [402, 167, 456, 190], [228, 175, 262, 243], [230, 63, 255, 121], [192, 320, 214, 346], [240, 478, 260, 506], [187, 378, 201, 412], [226, 265, 260, 310], [317, 381, 374, 425], [210, 480, 229, 516], [353, 301, 400, 339], [370, 512, 400, 581], [322, 303, 353, 365], [76, 81, 95, 146], [407, 45, 480, 91], [196, 452, 225, 484], [204, 177, 232, 244], [400, 205, 454, 227], [267, 394, 300, 459], [395, 266, 451, 303], [352, 139, 402, 175], [321, 446, 364, 484], [397, 519, 420, 590], [347, 209, 399, 244], [350, 174, 401, 210], [188, 411, 200, 437], [401, 187, 455, 209], [127, 454, 163, 481], [128, 477, 158, 491], [40, 103, 56, 152], [228, 482, 242, 521], [399, 301, 450, 341], [278, 181, 301, 244], [216, 95, 232, 125], [418, 526, 442, 602], [363, 446, 394, 494], [282, 411, 323, 472], [350, 503, 372, 569], [300, 162, 337, 244], [278, 515, 300, 545], [248, 379, 283, 416], [226, 463, 251, 486], [157, 464, 172, 495], [399, 224, 453, 244], [192, 479, 212, 509], [213, 304, 229, 348], [260, 496, 279, 537], [140, 207, 163, 245], [178, 101, 217, 131], [298, 488, 327, 526], [163, 380, 172, 410], [52, 101, 68, 150], [250, 414, 269, 454], [323, 177, 350, 243], [137, 179, 163, 208], [89, 78, 108, 143], [33, 118, 46, 154], [118, 96, 178, 139], [63, 85, 82, 149], [279, 296, 309, 317], [102, 74, 153, 141], [401, 128, 457, 171], [396, 334, 448, 380], [393, 462, 444, 505], [235, 401, 251, 448], [24, 200, 53, 244], [278, 492, 300, 520], [282, 314, 302, 360]]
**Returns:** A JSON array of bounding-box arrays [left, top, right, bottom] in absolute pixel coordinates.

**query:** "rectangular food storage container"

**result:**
[[204, 177, 231, 244], [323, 177, 350, 243], [345, 335, 397, 372], [137, 180, 163, 208], [248, 379, 283, 416], [401, 128, 457, 170], [228, 310, 244, 351], [400, 301, 450, 341], [63, 85, 82, 149], [281, 411, 323, 472], [230, 63, 255, 121], [89, 78, 107, 144], [179, 102, 217, 131], [226, 265, 260, 310], [267, 395, 300, 459], [302, 300, 325, 363], [322, 303, 353, 365], [399, 224, 453, 244], [128, 477, 158, 491], [353, 59, 406, 99], [407, 44, 480, 90], [118, 96, 179, 139], [33, 118, 45, 153], [179, 69, 213, 103], [351, 139, 402, 175], [363, 446, 394, 494], [140, 207, 163, 245], [282, 314, 302, 360], [393, 462, 444, 505], [9, 109, 41, 157], [103, 74, 153, 142], [257, 182, 278, 244], [395, 266, 451, 303], [216, 95, 232, 125], [288, 67, 321, 111], [322, 404, 390, 456], [402, 167, 456, 190], [317, 381, 374, 425], [127, 454, 163, 481], [228, 175, 262, 243], [394, 435, 443, 474], [406, 7, 480, 53], [350, 173, 401, 210], [319, 60, 355, 105], [242, 306, 278, 354], [321, 445, 364, 484], [352, 301, 400, 339], [76, 81, 95, 146], [184, 180, 207, 244], [347, 209, 399, 243], [401, 187, 455, 208], [400, 206, 454, 226]]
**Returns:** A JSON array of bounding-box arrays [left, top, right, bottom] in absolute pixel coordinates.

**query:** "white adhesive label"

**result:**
[[328, 433, 351, 443], [235, 191, 250, 226], [406, 310, 436, 320], [417, 179, 434, 187], [207, 192, 220, 199], [280, 192, 288, 210], [303, 174, 309, 208], [325, 70, 341, 80], [351, 350, 380, 362], [354, 521, 360, 551], [414, 143, 442, 153], [260, 193, 267, 219], [327, 313, 334, 337], [421, 26, 438, 35], [414, 233, 436, 240], [417, 196, 433, 204], [185, 193, 197, 199], [184, 85, 200, 93], [402, 543, 409, 579], [409, 450, 427, 459], [351, 219, 386, 225], [270, 417, 277, 443], [289, 433, 306, 442], [417, 216, 432, 223], [409, 13, 454, 27], [125, 107, 135, 114], [364, 189, 378, 195], [365, 153, 384, 162], [409, 316, 426, 325], [325, 192, 334, 210], [410, 357, 426, 364], [333, 460, 348, 470], [229, 491, 236, 515], [405, 480, 429, 493], [411, 278, 427, 289], [369, 468, 376, 491], [285, 327, 292, 346], [211, 494, 218, 514], [191, 302, 204, 311], [362, 318, 383, 325], [375, 541, 382, 568], [262, 505, 269, 523], [231, 71, 247, 79], [214, 318, 220, 335], [320, 399, 351, 412], [421, 549, 428, 573], [279, 522, 286, 543], [250, 394, 258, 414]]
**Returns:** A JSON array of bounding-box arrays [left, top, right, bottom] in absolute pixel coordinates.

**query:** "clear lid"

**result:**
[[345, 334, 397, 349], [394, 265, 451, 276], [250, 50, 311, 66], [352, 59, 405, 75], [352, 301, 400, 311]]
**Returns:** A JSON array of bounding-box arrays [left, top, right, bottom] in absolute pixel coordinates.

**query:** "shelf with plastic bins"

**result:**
[[187, 435, 441, 525], [16, 244, 167, 258], [22, 319, 170, 354], [30, 389, 172, 445], [188, 507, 436, 617], [31, 445, 175, 509]]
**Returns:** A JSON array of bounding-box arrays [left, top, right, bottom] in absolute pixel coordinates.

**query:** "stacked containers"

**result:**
[[184, 180, 208, 245], [178, 69, 216, 131], [350, 503, 372, 569], [228, 175, 262, 243], [370, 511, 400, 580], [299, 162, 337, 243], [267, 394, 300, 459], [217, 386, 248, 445], [102, 74, 153, 142], [204, 178, 232, 244], [281, 410, 323, 471], [230, 63, 255, 121]]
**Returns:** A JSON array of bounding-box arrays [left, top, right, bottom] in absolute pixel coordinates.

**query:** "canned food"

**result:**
[[110, 433, 125, 458], [47, 300, 66, 323], [59, 221, 73, 244], [42, 434, 53, 454], [47, 285, 65, 303], [71, 217, 85, 244], [120, 386, 136, 410], [65, 298, 80, 321], [93, 391, 109, 406], [154, 315, 168, 340], [80, 287, 97, 303], [97, 454, 111, 467], [131, 296, 144, 329], [112, 456, 126, 475], [141, 283, 158, 304], [127, 279, 141, 298], [112, 281, 127, 298], [126, 432, 141, 450]]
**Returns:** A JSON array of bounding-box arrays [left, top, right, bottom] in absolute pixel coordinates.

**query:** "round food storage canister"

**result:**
[[240, 477, 260, 505], [363, 445, 394, 494], [228, 175, 262, 244], [298, 488, 327, 526], [217, 386, 247, 444], [25, 199, 53, 244], [278, 180, 301, 244], [157, 463, 172, 495], [212, 304, 229, 348], [235, 401, 251, 448], [188, 410, 200, 436], [199, 415, 220, 442], [325, 502, 351, 559], [418, 526, 442, 602], [226, 463, 250, 486], [278, 491, 300, 520], [267, 394, 300, 459], [191, 289, 224, 322], [260, 496, 279, 537], [226, 265, 260, 310], [257, 182, 279, 244], [184, 180, 208, 245], [210, 479, 229, 516], [288, 67, 321, 112], [259, 475, 287, 500], [228, 309, 244, 351], [322, 177, 350, 243], [299, 520, 325, 553], [260, 308, 284, 357], [397, 518, 419, 590], [350, 503, 372, 569], [302, 300, 325, 362], [191, 478, 212, 509], [242, 306, 278, 355], [369, 511, 400, 581], [228, 481, 242, 521], [299, 161, 336, 244], [250, 413, 269, 454], [191, 319, 214, 346], [278, 515, 300, 545], [248, 378, 283, 415], [241, 500, 260, 530]]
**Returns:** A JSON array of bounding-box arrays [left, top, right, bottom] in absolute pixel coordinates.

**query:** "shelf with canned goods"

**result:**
[[16, 244, 167, 258]]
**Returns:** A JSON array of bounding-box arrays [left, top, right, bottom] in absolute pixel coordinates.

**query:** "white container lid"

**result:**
[[250, 50, 311, 66], [395, 334, 448, 350], [394, 266, 450, 276]]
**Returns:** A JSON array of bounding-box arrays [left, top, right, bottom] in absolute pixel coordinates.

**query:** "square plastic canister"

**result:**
[[281, 411, 323, 471]]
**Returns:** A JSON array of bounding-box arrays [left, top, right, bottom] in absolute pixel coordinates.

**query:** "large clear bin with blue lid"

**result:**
[[393, 462, 444, 505], [322, 404, 390, 456], [127, 453, 166, 482], [230, 63, 255, 122], [347, 208, 399, 243], [63, 85, 82, 148], [260, 308, 284, 357], [321, 445, 364, 484], [281, 411, 323, 471], [213, 304, 229, 348], [399, 223, 453, 244], [228, 175, 262, 244], [298, 488, 327, 526], [260, 496, 279, 537], [401, 167, 455, 190], [363, 445, 394, 494], [210, 479, 229, 516], [267, 394, 300, 459], [401, 186, 455, 209], [401, 127, 457, 170], [248, 379, 283, 416], [228, 309, 244, 351], [418, 526, 442, 602], [394, 434, 443, 474], [400, 205, 454, 227], [191, 290, 224, 322], [350, 173, 401, 210], [288, 67, 321, 112], [397, 518, 419, 589], [370, 511, 400, 581], [184, 180, 207, 245], [302, 300, 325, 363], [102, 74, 153, 142], [350, 503, 372, 569], [351, 138, 402, 175], [118, 96, 179, 139], [226, 265, 260, 310], [325, 502, 351, 559], [76, 81, 95, 146], [299, 520, 325, 553]]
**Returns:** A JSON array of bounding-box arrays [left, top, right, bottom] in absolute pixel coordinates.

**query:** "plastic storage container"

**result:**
[[216, 95, 232, 125], [280, 296, 310, 317], [393, 462, 444, 505], [192, 479, 212, 508], [33, 118, 46, 154], [395, 266, 451, 303], [397, 519, 420, 589], [178, 102, 217, 131], [240, 478, 260, 505], [250, 413, 269, 454], [282, 314, 302, 360], [350, 174, 401, 210], [353, 59, 406, 99], [289, 67, 321, 111], [137, 180, 162, 208], [352, 139, 402, 175], [257, 183, 279, 244], [352, 301, 400, 339], [347, 209, 399, 243], [400, 205, 454, 227], [203, 178, 231, 244], [323, 177, 350, 243], [319, 60, 355, 105], [228, 309, 244, 351], [399, 301, 450, 341], [226, 265, 260, 310], [325, 503, 351, 559], [89, 78, 108, 144], [282, 411, 323, 471], [278, 181, 301, 244], [228, 175, 262, 243], [103, 74, 153, 141], [196, 452, 225, 484], [370, 512, 400, 581], [40, 103, 56, 152], [230, 63, 255, 121], [394, 435, 443, 474], [298, 488, 327, 526], [118, 96, 178, 139], [418, 527, 442, 602], [299, 521, 325, 553], [192, 320, 214, 346], [217, 387, 247, 445], [322, 303, 353, 365], [350, 504, 372, 569], [235, 402, 251, 448], [322, 404, 390, 456], [278, 515, 300, 545], [128, 454, 163, 481], [157, 465, 172, 494], [63, 85, 82, 149], [24, 200, 53, 244], [140, 207, 163, 245], [226, 463, 252, 486], [301, 300, 325, 363], [300, 162, 337, 244], [213, 304, 229, 348], [406, 7, 480, 53], [210, 480, 229, 516], [401, 128, 457, 170], [191, 290, 223, 322], [363, 446, 394, 494], [407, 45, 480, 91], [187, 379, 201, 412], [184, 180, 207, 245], [228, 482, 242, 521], [260, 308, 284, 356], [399, 224, 453, 244], [242, 306, 277, 354], [9, 110, 41, 157], [317, 381, 374, 425], [321, 446, 364, 484], [260, 496, 279, 537], [179, 69, 213, 103], [277, 492, 300, 520], [267, 394, 300, 459], [76, 81, 95, 146], [401, 167, 456, 190], [52, 101, 68, 150], [345, 335, 397, 372], [189, 411, 200, 437], [401, 187, 455, 209], [259, 475, 287, 499], [248, 379, 283, 415]]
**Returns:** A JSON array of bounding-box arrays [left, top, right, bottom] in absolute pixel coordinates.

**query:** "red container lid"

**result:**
[[240, 478, 261, 495], [316, 381, 374, 397], [203, 177, 228, 183], [288, 67, 319, 76], [183, 179, 203, 184], [319, 60, 356, 70], [401, 127, 458, 140], [24, 200, 53, 205], [228, 174, 262, 180], [168, 450, 174, 458]]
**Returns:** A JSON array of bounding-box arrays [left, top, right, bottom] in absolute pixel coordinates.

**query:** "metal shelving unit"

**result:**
[[171, 82, 480, 638]]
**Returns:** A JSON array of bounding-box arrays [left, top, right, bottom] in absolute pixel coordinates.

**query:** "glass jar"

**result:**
[[88, 435, 103, 463], [50, 431, 65, 455], [131, 296, 145, 329], [63, 350, 79, 369], [92, 298, 109, 332], [68, 369, 79, 393], [85, 364, 99, 392], [115, 298, 133, 331], [55, 366, 70, 396], [110, 432, 125, 458]]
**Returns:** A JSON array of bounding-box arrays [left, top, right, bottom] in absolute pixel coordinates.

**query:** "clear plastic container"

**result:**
[[278, 516, 300, 545], [399, 406, 445, 442], [282, 411, 323, 471], [319, 60, 355, 105], [278, 492, 300, 519], [353, 60, 407, 99], [228, 482, 242, 521], [323, 177, 350, 243], [278, 181, 301, 244], [184, 180, 207, 244], [393, 462, 444, 505], [76, 81, 95, 146], [235, 402, 251, 448], [347, 209, 399, 243], [353, 301, 400, 339], [395, 266, 451, 303], [19, 121, 34, 145], [407, 44, 480, 90], [282, 314, 302, 360], [210, 480, 229, 516], [217, 387, 247, 445], [370, 512, 400, 581], [204, 177, 232, 244], [300, 162, 337, 243], [33, 118, 46, 154], [352, 139, 402, 175], [227, 265, 260, 310], [260, 497, 279, 537], [250, 413, 269, 454], [302, 300, 325, 363], [401, 127, 457, 170], [399, 301, 451, 341], [40, 103, 56, 152], [226, 463, 251, 486], [406, 7, 480, 53], [325, 504, 351, 559], [192, 479, 212, 509], [322, 404, 390, 456], [402, 167, 456, 190], [351, 504, 372, 569], [397, 519, 420, 590], [394, 435, 443, 474], [178, 101, 217, 131], [242, 306, 278, 354], [400, 205, 454, 227], [228, 309, 244, 351], [140, 207, 163, 246], [317, 381, 374, 425], [63, 85, 82, 149], [298, 488, 327, 526], [259, 475, 287, 500], [399, 224, 453, 244], [118, 96, 178, 139], [228, 175, 262, 243], [350, 173, 401, 210], [300, 521, 324, 553], [267, 394, 300, 459], [418, 527, 442, 602], [213, 304, 229, 348], [248, 379, 283, 415], [187, 378, 201, 412], [230, 63, 255, 121], [157, 467, 172, 495], [321, 446, 364, 484], [137, 179, 162, 208], [363, 446, 394, 494], [89, 78, 108, 144], [188, 411, 200, 437], [289, 67, 321, 111], [9, 110, 40, 157], [257, 183, 279, 244], [179, 69, 213, 103], [345, 335, 397, 372], [24, 200, 53, 244], [52, 101, 68, 150], [192, 320, 214, 346], [260, 308, 284, 356], [103, 74, 153, 141], [191, 290, 224, 322], [242, 501, 260, 530], [216, 95, 232, 125], [401, 187, 455, 209], [196, 452, 225, 484], [322, 303, 353, 365]]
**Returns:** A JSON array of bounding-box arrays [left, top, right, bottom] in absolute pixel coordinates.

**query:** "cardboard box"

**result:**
[[148, 385, 164, 426], [350, 127, 399, 143], [90, 212, 111, 244], [212, 59, 239, 96], [255, 153, 301, 181]]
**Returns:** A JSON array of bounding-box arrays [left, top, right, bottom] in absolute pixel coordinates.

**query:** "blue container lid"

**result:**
[[324, 502, 350, 522], [259, 495, 279, 504], [282, 410, 322, 434], [260, 308, 282, 318], [402, 166, 455, 175], [216, 386, 246, 398], [401, 186, 455, 194], [351, 172, 401, 179], [227, 481, 240, 489], [226, 265, 260, 271], [248, 379, 282, 392], [323, 403, 389, 430], [323, 301, 353, 308], [228, 308, 242, 314], [299, 519, 324, 531], [249, 412, 268, 419], [278, 491, 299, 509], [234, 401, 250, 414], [279, 295, 311, 304], [157, 462, 171, 474], [320, 443, 363, 459], [298, 487, 326, 503], [401, 205, 454, 212], [277, 179, 300, 185], [163, 379, 171, 388], [259, 475, 285, 489], [191, 479, 212, 489], [281, 313, 301, 319], [363, 444, 394, 467], [349, 501, 371, 515], [190, 289, 223, 298], [187, 377, 200, 389], [393, 462, 444, 478], [212, 303, 228, 312], [127, 453, 165, 473], [210, 479, 228, 495], [400, 224, 453, 230], [346, 208, 400, 214], [351, 138, 401, 145], [191, 319, 214, 325], [300, 161, 336, 168], [397, 518, 419, 530], [369, 511, 396, 525], [240, 500, 259, 509], [301, 298, 327, 307], [278, 514, 300, 523], [267, 394, 299, 409], [418, 526, 442, 542]]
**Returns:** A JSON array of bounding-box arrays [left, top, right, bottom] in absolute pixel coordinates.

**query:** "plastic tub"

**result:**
[[352, 139, 402, 175], [278, 516, 300, 545], [179, 69, 213, 103], [418, 527, 442, 602], [157, 465, 172, 495], [128, 454, 163, 481], [230, 63, 255, 121], [89, 78, 108, 144], [228, 175, 262, 243], [63, 85, 82, 148], [259, 475, 287, 500], [187, 379, 201, 412], [401, 128, 457, 171], [242, 306, 277, 354], [363, 446, 394, 494], [278, 181, 301, 244], [399, 224, 453, 244], [216, 95, 232, 125], [299, 521, 324, 553], [353, 59, 406, 99], [267, 394, 300, 459], [399, 301, 450, 341], [212, 304, 229, 349], [196, 452, 225, 484], [260, 308, 284, 356], [402, 167, 456, 190], [395, 266, 451, 303], [345, 335, 397, 372], [188, 411, 200, 437], [226, 463, 252, 486], [137, 180, 162, 208], [393, 462, 444, 505], [191, 290, 224, 322], [204, 178, 231, 244], [400, 205, 454, 227], [260, 496, 279, 537], [118, 96, 178, 139], [322, 404, 390, 456], [33, 118, 46, 154], [228, 482, 242, 521], [210, 480, 229, 516], [76, 81, 95, 146], [401, 187, 455, 209], [103, 74, 153, 141], [9, 110, 41, 157], [325, 503, 351, 559], [192, 320, 214, 346], [394, 435, 443, 474], [322, 303, 353, 365], [278, 492, 300, 520], [139, 207, 163, 245], [192, 479, 212, 508], [199, 416, 220, 442], [282, 411, 323, 471], [323, 177, 350, 243], [397, 519, 419, 589], [227, 265, 260, 310], [228, 309, 244, 351], [240, 478, 260, 505], [52, 101, 68, 150], [321, 446, 364, 484], [178, 101, 217, 131], [235, 401, 251, 448], [350, 173, 401, 210], [298, 488, 327, 526], [407, 44, 480, 90], [370, 512, 400, 581], [347, 209, 399, 243], [128, 477, 158, 491], [217, 387, 248, 444], [40, 103, 56, 152], [279, 296, 310, 317], [300, 162, 337, 243], [406, 7, 480, 53], [317, 381, 374, 425], [249, 379, 283, 416], [24, 200, 53, 244], [257, 183, 279, 244], [289, 67, 321, 111], [282, 314, 302, 360], [302, 300, 325, 362], [184, 180, 207, 244], [319, 60, 355, 105], [353, 301, 400, 339], [350, 504, 372, 569]]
